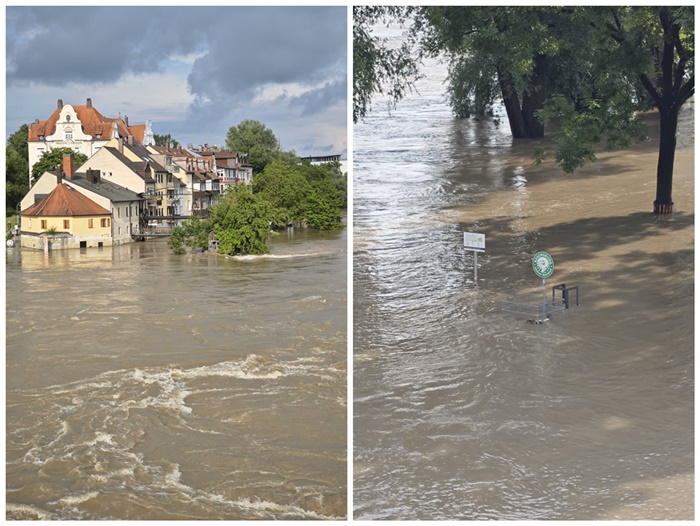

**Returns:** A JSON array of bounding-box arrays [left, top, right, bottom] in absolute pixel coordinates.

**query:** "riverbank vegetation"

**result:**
[[6, 124, 30, 215], [170, 124, 346, 256], [354, 6, 694, 214]]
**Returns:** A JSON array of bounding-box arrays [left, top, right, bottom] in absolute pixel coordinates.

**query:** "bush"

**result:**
[[169, 216, 209, 254]]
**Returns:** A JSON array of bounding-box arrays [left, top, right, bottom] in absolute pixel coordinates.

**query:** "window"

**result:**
[[101, 218, 110, 227], [65, 131, 73, 141], [88, 218, 94, 228], [117, 207, 121, 218], [118, 227, 121, 235], [63, 220, 70, 229], [41, 220, 47, 229], [66, 115, 71, 122]]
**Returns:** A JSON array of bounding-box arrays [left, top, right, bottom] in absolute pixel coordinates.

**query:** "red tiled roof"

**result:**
[[152, 145, 193, 157], [28, 103, 144, 142], [22, 183, 110, 217]]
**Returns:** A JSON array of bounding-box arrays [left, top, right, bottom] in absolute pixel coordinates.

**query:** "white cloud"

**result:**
[[167, 51, 207, 65]]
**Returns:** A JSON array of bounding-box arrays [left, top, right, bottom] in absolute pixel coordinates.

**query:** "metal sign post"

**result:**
[[532, 251, 554, 316], [463, 232, 485, 285]]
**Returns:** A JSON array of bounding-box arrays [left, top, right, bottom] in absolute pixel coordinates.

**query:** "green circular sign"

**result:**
[[533, 251, 554, 278]]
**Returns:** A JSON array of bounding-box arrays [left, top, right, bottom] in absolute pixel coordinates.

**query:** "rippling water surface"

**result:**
[[7, 229, 346, 520], [353, 40, 693, 520]]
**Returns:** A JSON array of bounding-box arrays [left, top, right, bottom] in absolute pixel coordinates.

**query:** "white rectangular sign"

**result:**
[[464, 232, 485, 252]]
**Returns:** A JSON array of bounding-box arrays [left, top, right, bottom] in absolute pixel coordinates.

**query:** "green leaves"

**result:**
[[225, 120, 286, 175], [31, 147, 88, 184], [353, 6, 421, 123], [6, 124, 29, 213], [212, 186, 271, 255], [253, 159, 346, 230], [169, 216, 209, 255]]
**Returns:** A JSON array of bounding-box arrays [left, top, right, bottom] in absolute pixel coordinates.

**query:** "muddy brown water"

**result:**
[[6, 229, 347, 520], [353, 51, 693, 519]]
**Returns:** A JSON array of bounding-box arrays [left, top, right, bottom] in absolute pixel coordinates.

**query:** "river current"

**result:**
[[353, 45, 694, 519], [6, 228, 347, 519]]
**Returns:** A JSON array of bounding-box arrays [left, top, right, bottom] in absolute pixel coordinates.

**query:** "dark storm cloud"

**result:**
[[7, 7, 207, 85], [7, 6, 347, 118], [187, 7, 346, 99]]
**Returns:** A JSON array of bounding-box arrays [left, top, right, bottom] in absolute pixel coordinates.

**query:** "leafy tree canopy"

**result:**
[[169, 216, 209, 255], [6, 124, 29, 213], [209, 185, 272, 255], [252, 160, 312, 226], [8, 124, 29, 160], [31, 147, 88, 183], [226, 120, 284, 175], [354, 6, 694, 212], [153, 134, 180, 148], [353, 6, 421, 123]]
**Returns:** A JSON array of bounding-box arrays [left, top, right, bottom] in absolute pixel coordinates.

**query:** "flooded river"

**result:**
[[353, 50, 693, 519], [6, 229, 347, 520]]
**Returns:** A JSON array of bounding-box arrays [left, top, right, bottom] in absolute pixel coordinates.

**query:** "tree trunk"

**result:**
[[653, 104, 678, 214], [521, 55, 547, 138], [496, 64, 529, 138]]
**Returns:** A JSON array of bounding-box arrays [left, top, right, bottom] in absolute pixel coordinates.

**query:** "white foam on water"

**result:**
[[86, 431, 115, 446], [226, 251, 333, 261], [52, 491, 100, 505], [5, 503, 53, 520]]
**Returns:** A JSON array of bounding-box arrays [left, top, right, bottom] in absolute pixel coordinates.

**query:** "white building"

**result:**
[[27, 98, 152, 185]]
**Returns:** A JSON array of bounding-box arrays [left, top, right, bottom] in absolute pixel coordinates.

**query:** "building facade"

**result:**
[[20, 182, 112, 250], [20, 154, 145, 246], [27, 98, 152, 184]]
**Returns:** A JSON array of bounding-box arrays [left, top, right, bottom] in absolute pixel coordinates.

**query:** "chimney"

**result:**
[[125, 115, 129, 127], [57, 168, 63, 185], [86, 98, 92, 109], [63, 153, 74, 179], [127, 135, 134, 146], [118, 138, 124, 154], [57, 99, 63, 110]]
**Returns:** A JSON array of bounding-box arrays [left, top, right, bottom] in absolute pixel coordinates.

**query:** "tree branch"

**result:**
[[639, 73, 664, 107]]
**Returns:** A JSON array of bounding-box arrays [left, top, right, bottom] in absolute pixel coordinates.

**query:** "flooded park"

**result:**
[[353, 50, 694, 519]]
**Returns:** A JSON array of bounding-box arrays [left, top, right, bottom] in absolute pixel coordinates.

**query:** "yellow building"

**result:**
[[20, 183, 112, 250]]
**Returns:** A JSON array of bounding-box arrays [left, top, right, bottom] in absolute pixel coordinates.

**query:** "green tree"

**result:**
[[6, 124, 29, 213], [226, 120, 282, 175], [353, 6, 421, 123], [355, 6, 694, 214], [8, 123, 29, 160], [31, 147, 88, 184], [253, 160, 312, 226], [153, 133, 180, 148], [416, 6, 580, 138], [298, 161, 346, 230], [535, 6, 694, 213], [302, 183, 344, 230], [208, 185, 271, 255], [169, 216, 209, 255]]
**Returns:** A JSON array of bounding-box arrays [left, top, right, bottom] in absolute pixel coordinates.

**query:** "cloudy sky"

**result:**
[[6, 5, 347, 157]]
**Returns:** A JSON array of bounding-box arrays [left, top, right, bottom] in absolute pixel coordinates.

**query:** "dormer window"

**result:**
[[66, 115, 71, 122]]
